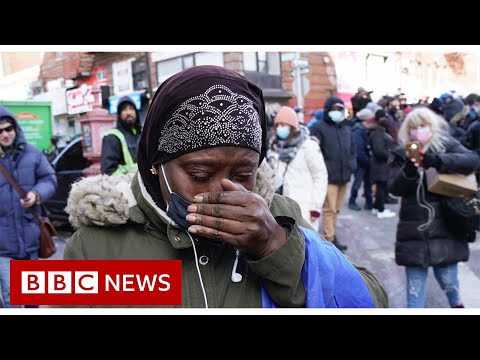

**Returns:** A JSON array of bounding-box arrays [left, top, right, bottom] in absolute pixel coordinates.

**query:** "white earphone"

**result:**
[[231, 249, 242, 283]]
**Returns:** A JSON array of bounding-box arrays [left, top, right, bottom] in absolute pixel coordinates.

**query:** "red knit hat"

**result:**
[[274, 106, 299, 129]]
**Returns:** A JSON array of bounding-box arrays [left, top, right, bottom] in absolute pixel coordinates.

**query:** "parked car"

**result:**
[[42, 135, 92, 226]]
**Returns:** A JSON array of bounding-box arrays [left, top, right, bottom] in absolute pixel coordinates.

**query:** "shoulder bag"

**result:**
[[441, 191, 480, 243]]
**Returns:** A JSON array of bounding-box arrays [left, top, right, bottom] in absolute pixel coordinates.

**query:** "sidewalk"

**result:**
[[329, 184, 480, 308]]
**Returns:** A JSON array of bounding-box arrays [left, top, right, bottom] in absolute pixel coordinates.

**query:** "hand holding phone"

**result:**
[[406, 141, 423, 165]]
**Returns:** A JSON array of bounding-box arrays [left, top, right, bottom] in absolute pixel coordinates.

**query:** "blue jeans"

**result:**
[[406, 264, 462, 308], [349, 165, 372, 206], [0, 252, 38, 308]]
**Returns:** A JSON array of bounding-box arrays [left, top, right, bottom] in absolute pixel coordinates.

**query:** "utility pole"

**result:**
[[295, 52, 304, 123], [290, 53, 310, 124], [145, 52, 153, 102]]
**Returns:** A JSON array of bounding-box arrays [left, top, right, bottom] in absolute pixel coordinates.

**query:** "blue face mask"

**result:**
[[276, 126, 291, 140], [161, 164, 193, 230], [328, 110, 345, 123]]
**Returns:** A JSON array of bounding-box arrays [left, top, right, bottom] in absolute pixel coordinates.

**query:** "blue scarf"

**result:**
[[261, 227, 375, 308]]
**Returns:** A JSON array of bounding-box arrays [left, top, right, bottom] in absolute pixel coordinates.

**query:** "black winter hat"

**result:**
[[443, 99, 465, 122], [375, 109, 386, 119]]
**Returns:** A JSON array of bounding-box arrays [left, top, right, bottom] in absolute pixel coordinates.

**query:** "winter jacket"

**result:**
[[262, 226, 376, 308], [465, 120, 480, 182], [368, 125, 394, 182], [386, 112, 399, 144], [63, 162, 388, 308], [387, 138, 480, 267], [310, 97, 356, 184], [0, 106, 57, 258], [267, 127, 328, 228], [351, 121, 371, 168], [101, 96, 142, 175]]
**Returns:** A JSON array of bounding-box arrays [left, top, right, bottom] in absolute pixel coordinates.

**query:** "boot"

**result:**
[[348, 201, 361, 211], [332, 236, 348, 252]]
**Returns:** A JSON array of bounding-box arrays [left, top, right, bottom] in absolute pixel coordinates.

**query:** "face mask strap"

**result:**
[[160, 164, 173, 210], [160, 163, 173, 194]]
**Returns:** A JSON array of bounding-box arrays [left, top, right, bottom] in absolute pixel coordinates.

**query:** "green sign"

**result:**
[[0, 101, 52, 151]]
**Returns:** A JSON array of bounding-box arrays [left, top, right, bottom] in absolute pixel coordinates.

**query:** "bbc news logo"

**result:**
[[10, 260, 182, 306]]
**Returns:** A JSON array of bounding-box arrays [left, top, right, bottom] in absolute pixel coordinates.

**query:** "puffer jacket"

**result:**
[[63, 162, 388, 308], [309, 97, 356, 184], [368, 125, 394, 182], [388, 138, 480, 267], [0, 106, 57, 258]]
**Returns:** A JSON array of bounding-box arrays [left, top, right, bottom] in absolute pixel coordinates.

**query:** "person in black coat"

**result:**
[[369, 110, 396, 219], [310, 96, 356, 251], [348, 108, 374, 211], [388, 107, 480, 308], [101, 96, 142, 176]]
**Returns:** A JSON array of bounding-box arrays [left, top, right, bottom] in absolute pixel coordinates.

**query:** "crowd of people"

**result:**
[[286, 87, 480, 307]]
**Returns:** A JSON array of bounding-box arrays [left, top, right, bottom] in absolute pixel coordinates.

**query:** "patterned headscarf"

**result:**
[[137, 65, 267, 209]]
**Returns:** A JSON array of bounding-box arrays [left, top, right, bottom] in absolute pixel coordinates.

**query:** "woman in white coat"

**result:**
[[267, 106, 328, 229]]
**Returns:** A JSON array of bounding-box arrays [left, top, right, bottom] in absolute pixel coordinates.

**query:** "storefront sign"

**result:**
[[0, 101, 53, 151], [66, 84, 97, 115]]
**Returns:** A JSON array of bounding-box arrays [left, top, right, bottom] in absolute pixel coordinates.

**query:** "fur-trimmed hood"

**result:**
[[66, 161, 276, 229]]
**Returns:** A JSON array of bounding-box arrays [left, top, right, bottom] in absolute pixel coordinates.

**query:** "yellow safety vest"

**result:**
[[104, 129, 138, 176]]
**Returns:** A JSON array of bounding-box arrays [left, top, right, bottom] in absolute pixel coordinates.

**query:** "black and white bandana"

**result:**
[[157, 84, 262, 157], [137, 65, 267, 210]]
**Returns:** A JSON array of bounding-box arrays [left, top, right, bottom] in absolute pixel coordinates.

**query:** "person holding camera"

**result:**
[[388, 107, 480, 308]]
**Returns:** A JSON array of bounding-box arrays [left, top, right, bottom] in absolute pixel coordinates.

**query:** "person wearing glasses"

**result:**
[[0, 105, 57, 308]]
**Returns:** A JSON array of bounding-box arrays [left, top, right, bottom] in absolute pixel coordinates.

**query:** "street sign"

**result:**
[[300, 66, 311, 76], [292, 59, 309, 68], [290, 66, 311, 78]]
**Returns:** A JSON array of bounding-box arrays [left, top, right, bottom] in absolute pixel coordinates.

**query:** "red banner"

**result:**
[[10, 260, 182, 306]]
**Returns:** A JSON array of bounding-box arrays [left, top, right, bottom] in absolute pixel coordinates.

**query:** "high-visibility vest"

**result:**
[[104, 129, 138, 176]]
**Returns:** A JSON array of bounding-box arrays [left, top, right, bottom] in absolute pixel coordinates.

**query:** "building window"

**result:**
[[132, 56, 149, 91], [157, 58, 183, 84], [112, 58, 135, 95], [55, 52, 63, 60], [156, 52, 224, 85], [195, 52, 223, 67], [243, 52, 281, 75], [97, 70, 106, 82]]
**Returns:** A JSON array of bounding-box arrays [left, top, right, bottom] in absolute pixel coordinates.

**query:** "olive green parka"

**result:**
[[64, 162, 388, 308]]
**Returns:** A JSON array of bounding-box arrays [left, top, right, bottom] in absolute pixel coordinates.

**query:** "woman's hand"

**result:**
[[186, 179, 287, 258], [403, 157, 419, 177], [420, 151, 442, 170]]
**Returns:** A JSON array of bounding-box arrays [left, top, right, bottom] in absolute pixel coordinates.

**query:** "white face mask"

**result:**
[[275, 125, 291, 140], [329, 110, 345, 123]]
